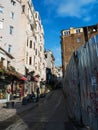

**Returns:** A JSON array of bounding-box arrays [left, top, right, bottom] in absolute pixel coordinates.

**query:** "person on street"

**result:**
[[40, 79, 46, 97], [7, 83, 11, 101], [36, 86, 40, 101]]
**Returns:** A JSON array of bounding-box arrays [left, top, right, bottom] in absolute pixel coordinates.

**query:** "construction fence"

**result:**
[[63, 34, 98, 130]]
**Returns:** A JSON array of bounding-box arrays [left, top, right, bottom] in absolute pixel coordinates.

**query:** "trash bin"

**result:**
[[6, 101, 14, 108]]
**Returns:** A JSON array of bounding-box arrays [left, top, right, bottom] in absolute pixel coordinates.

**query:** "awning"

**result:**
[[5, 70, 23, 79], [0, 47, 14, 59], [21, 76, 28, 81]]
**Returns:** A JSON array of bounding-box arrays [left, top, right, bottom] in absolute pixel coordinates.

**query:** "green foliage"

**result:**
[[0, 68, 5, 74]]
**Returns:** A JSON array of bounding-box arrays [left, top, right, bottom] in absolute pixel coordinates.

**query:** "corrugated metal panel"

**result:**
[[63, 34, 98, 130]]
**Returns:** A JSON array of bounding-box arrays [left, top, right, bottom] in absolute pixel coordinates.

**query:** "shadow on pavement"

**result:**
[[0, 89, 90, 130], [0, 92, 50, 130]]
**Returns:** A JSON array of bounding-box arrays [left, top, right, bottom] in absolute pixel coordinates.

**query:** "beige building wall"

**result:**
[[34, 11, 46, 80], [0, 0, 46, 79], [0, 0, 26, 74]]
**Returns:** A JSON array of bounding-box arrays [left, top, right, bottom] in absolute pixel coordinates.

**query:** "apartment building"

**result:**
[[0, 0, 45, 102], [0, 0, 45, 75], [34, 11, 46, 80], [60, 24, 98, 76], [45, 50, 55, 84], [56, 66, 62, 79], [0, 0, 22, 72]]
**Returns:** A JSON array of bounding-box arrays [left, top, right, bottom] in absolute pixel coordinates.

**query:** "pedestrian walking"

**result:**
[[35, 81, 40, 101], [7, 83, 11, 101], [40, 79, 46, 97], [36, 87, 40, 101]]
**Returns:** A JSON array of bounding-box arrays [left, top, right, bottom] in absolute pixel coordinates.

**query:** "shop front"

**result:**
[[0, 69, 28, 103], [0, 78, 10, 103]]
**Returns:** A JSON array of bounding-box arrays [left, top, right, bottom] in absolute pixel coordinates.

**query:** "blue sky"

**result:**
[[33, 0, 98, 66]]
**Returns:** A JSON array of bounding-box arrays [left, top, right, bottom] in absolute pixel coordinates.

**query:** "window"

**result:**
[[45, 54, 47, 58], [30, 24, 33, 31], [30, 40, 32, 48], [40, 46, 42, 51], [11, 0, 16, 5], [35, 36, 37, 41], [10, 12, 14, 19], [34, 42, 35, 49], [64, 31, 70, 36], [22, 5, 25, 13], [35, 49, 37, 55], [9, 26, 14, 35], [77, 37, 81, 43], [35, 12, 37, 18], [76, 29, 80, 33], [29, 57, 32, 65], [0, 6, 3, 13], [0, 21, 3, 29], [8, 45, 12, 53]]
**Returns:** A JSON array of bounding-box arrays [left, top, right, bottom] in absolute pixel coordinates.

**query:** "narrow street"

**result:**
[[0, 89, 79, 130]]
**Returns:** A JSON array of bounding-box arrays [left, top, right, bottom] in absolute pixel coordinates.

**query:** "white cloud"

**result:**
[[43, 0, 97, 21]]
